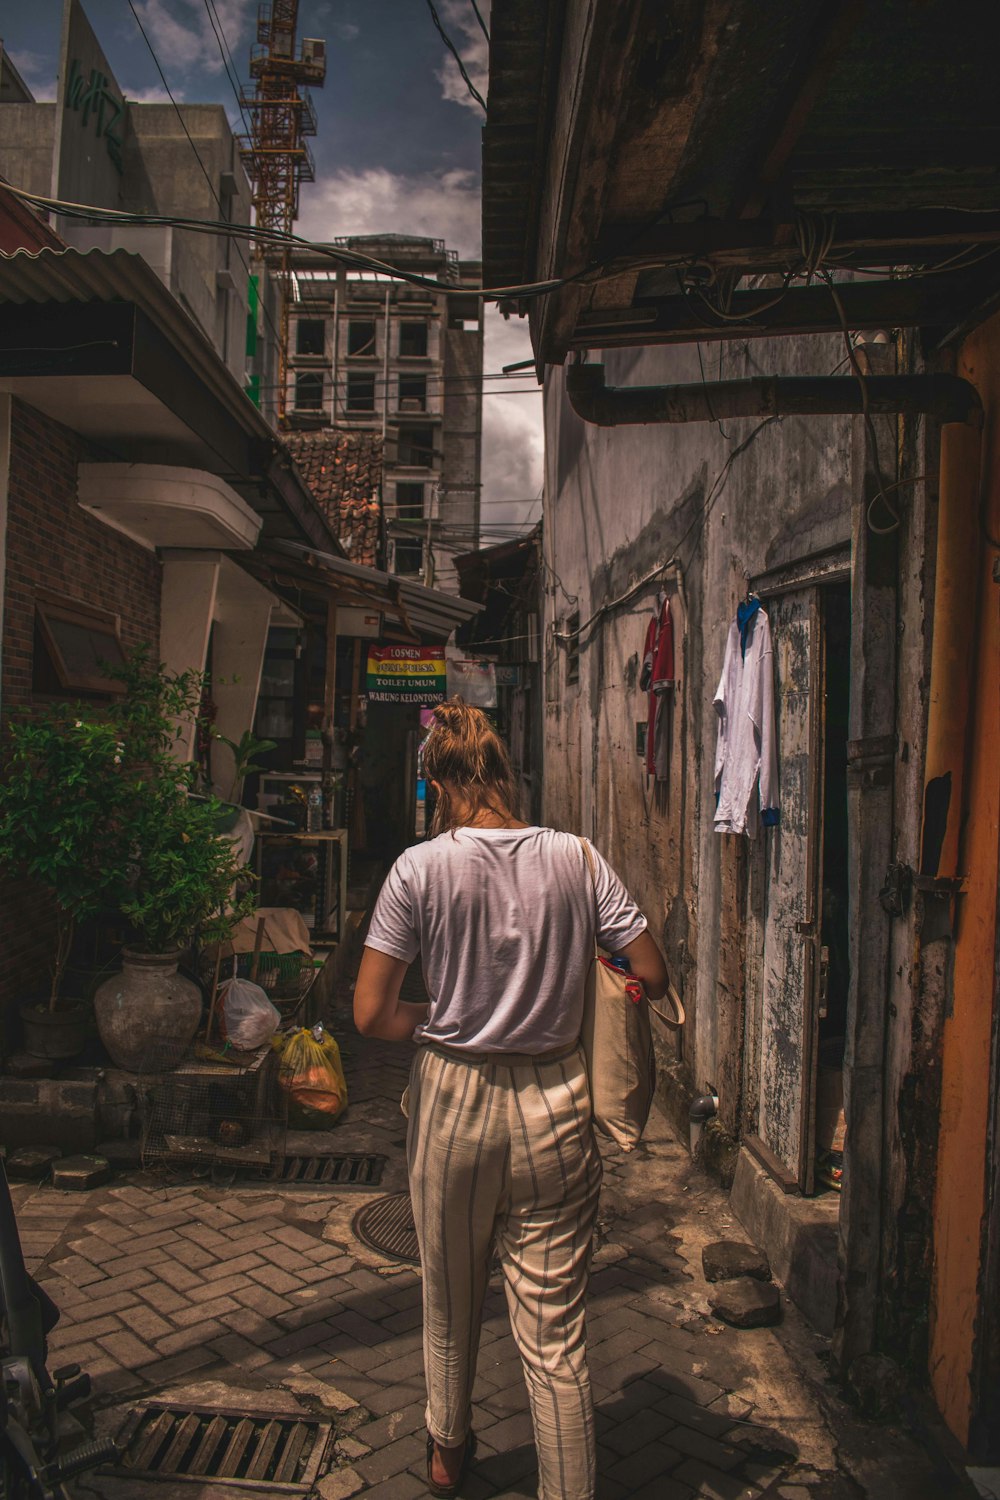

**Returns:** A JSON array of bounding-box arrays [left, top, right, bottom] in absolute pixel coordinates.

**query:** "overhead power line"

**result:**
[[10, 184, 1000, 312], [469, 0, 491, 43], [124, 0, 284, 354], [201, 0, 254, 149], [424, 0, 487, 112], [5, 185, 603, 300]]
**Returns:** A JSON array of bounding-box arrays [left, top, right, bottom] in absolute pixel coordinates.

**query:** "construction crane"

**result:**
[[239, 2, 326, 423]]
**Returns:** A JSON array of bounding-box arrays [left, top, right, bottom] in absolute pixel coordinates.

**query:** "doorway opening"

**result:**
[[814, 582, 851, 1197]]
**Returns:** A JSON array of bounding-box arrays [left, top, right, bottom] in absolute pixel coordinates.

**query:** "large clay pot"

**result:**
[[94, 950, 202, 1073]]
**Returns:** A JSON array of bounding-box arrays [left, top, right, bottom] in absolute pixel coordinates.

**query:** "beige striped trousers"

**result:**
[[406, 1040, 603, 1500]]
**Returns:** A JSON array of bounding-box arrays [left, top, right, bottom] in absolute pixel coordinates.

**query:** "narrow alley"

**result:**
[[1, 3, 999, 1498], [10, 971, 959, 1500]]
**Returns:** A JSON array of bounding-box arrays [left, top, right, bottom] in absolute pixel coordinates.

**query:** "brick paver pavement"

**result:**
[[10, 990, 957, 1500]]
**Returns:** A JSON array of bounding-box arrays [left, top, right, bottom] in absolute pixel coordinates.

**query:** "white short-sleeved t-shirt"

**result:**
[[364, 826, 647, 1054]]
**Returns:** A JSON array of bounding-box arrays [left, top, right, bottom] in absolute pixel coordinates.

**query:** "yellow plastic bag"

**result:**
[[274, 1025, 348, 1128]]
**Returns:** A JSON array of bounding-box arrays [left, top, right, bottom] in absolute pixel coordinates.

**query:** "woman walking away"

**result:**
[[354, 699, 668, 1500]]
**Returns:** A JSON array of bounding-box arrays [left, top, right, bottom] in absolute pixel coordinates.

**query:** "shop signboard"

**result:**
[[366, 644, 447, 704]]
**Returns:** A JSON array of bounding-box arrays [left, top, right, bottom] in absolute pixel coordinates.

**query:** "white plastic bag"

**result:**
[[219, 977, 280, 1050]]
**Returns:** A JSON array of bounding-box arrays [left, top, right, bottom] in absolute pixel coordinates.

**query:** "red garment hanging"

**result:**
[[642, 594, 674, 780]]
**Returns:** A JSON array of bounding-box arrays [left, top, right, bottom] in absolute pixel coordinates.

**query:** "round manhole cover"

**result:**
[[353, 1192, 420, 1264]]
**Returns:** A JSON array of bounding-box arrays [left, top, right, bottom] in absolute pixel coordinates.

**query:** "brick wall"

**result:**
[[0, 398, 162, 1041]]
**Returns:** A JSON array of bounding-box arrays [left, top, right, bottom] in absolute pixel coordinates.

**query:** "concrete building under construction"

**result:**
[[270, 235, 484, 594]]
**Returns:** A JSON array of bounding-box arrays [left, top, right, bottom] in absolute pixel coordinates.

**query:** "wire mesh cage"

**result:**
[[138, 1037, 286, 1178]]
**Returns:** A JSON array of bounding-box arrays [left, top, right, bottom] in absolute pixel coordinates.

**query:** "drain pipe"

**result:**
[[689, 1091, 718, 1156], [565, 363, 982, 428]]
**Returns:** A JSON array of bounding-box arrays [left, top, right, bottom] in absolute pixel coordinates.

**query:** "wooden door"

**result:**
[[751, 587, 823, 1193]]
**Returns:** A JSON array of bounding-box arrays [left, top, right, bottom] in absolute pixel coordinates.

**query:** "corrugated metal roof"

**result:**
[[0, 244, 274, 444], [0, 242, 341, 553], [274, 539, 483, 639]]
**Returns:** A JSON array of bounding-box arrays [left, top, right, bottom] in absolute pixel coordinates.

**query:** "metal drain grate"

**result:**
[[113, 1404, 332, 1490], [353, 1191, 420, 1264], [272, 1153, 386, 1188]]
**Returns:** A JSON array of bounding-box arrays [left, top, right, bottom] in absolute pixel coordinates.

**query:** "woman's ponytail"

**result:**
[[424, 697, 519, 835]]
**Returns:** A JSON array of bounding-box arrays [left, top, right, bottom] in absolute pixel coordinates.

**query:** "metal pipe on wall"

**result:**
[[565, 364, 983, 428]]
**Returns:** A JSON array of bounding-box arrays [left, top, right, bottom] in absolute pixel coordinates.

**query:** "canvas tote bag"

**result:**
[[579, 838, 684, 1150]]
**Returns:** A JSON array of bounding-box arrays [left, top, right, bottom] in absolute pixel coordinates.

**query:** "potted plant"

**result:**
[[0, 710, 134, 1059], [92, 654, 257, 1072]]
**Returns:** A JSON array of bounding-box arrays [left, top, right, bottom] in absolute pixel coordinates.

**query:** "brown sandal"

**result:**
[[425, 1431, 476, 1498]]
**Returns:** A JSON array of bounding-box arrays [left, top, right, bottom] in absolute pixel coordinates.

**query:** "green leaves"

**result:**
[[0, 650, 256, 998], [212, 728, 279, 800]]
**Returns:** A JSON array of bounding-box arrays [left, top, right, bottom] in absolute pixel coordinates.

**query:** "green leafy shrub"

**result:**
[[0, 649, 256, 1006], [0, 713, 134, 1008]]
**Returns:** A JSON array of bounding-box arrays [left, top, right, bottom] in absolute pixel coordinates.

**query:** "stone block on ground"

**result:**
[[709, 1277, 781, 1328], [51, 1155, 110, 1191], [702, 1239, 772, 1283], [6, 1146, 62, 1178], [316, 1470, 366, 1500]]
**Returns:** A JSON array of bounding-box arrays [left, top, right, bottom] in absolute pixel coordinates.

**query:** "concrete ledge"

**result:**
[[730, 1145, 840, 1336], [0, 1076, 98, 1151]]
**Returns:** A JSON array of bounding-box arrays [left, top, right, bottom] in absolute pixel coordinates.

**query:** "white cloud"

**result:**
[[331, 22, 360, 42], [298, 166, 482, 259], [432, 0, 490, 114], [7, 47, 56, 101], [481, 309, 543, 525], [131, 0, 255, 78]]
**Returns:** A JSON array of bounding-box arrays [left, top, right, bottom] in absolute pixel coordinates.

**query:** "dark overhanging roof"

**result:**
[[481, 0, 563, 293], [483, 0, 1000, 361]]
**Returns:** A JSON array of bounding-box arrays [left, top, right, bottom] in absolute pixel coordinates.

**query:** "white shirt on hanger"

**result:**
[[713, 603, 779, 836]]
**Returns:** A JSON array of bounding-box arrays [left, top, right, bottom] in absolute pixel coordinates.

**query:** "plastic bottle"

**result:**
[[306, 784, 323, 832], [610, 955, 631, 973]]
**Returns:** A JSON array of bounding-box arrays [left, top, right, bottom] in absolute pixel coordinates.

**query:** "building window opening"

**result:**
[[347, 319, 376, 357], [397, 424, 436, 467], [295, 372, 324, 410], [394, 536, 423, 576], [346, 373, 376, 412], [566, 612, 580, 685], [296, 319, 325, 356], [396, 482, 425, 519], [399, 321, 428, 358], [33, 594, 126, 697], [398, 374, 427, 411], [448, 295, 479, 331]]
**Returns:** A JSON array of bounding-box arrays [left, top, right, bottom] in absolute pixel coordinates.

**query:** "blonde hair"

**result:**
[[424, 696, 519, 836]]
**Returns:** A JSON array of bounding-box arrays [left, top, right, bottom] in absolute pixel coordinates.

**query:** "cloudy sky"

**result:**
[[2, 0, 542, 536]]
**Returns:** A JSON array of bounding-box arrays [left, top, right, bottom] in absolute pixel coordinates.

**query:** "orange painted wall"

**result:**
[[928, 314, 1000, 1445]]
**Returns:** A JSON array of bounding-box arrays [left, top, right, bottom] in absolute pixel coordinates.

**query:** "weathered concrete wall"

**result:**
[[542, 332, 853, 1123], [0, 104, 54, 197], [540, 317, 978, 1394], [438, 288, 484, 594], [61, 104, 252, 380]]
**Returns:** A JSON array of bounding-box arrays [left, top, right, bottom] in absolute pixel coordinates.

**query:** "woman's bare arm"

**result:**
[[619, 929, 669, 1001], [354, 947, 429, 1040]]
